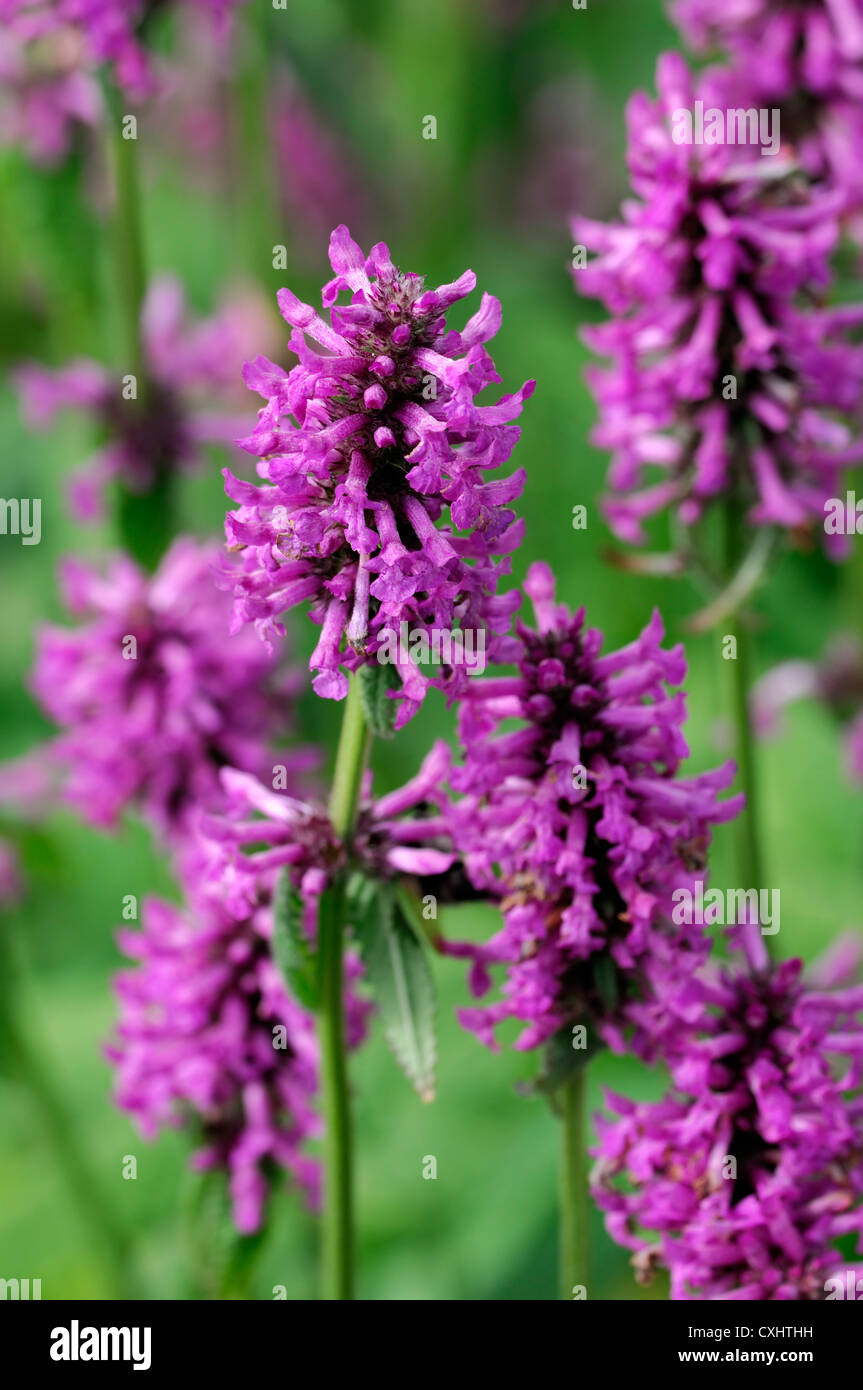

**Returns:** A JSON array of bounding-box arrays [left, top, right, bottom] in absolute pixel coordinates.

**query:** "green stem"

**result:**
[[558, 1068, 589, 1301], [328, 676, 372, 839], [318, 676, 371, 1300], [105, 85, 146, 392], [724, 501, 765, 895], [104, 84, 175, 569], [0, 931, 137, 1298], [726, 606, 764, 890]]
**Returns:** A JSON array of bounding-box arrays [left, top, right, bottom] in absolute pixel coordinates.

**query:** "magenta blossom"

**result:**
[[107, 851, 370, 1236], [671, 0, 863, 96], [0, 1, 247, 99], [669, 0, 863, 210], [0, 19, 101, 164], [29, 538, 302, 836], [442, 562, 742, 1052], [108, 733, 383, 1231], [110, 894, 321, 1234], [200, 740, 458, 913], [593, 935, 863, 1299], [109, 741, 458, 1231], [573, 53, 863, 549], [224, 225, 534, 725], [15, 275, 272, 520]]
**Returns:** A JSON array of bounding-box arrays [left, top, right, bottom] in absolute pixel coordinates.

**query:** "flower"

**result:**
[[107, 740, 459, 1232], [0, 1, 248, 99], [29, 537, 300, 835], [224, 224, 534, 725], [669, 0, 863, 210], [108, 752, 364, 1236], [108, 886, 325, 1235], [573, 53, 863, 548], [671, 0, 863, 94], [592, 936, 863, 1299], [15, 274, 271, 520], [0, 19, 101, 165], [442, 561, 742, 1052], [751, 634, 863, 782], [108, 812, 375, 1236], [200, 739, 458, 911]]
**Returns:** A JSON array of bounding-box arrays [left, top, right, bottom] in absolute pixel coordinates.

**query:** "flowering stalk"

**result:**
[[558, 1069, 589, 1301], [105, 82, 145, 391], [104, 81, 174, 569], [319, 675, 370, 1300], [724, 500, 766, 899]]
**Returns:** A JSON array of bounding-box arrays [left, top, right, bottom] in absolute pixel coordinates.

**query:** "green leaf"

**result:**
[[352, 879, 437, 1102], [184, 1170, 235, 1300], [393, 879, 441, 950], [184, 1170, 267, 1300], [357, 661, 398, 739], [272, 869, 319, 1010]]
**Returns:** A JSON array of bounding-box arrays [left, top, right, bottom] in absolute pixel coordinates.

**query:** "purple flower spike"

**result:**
[[443, 562, 743, 1052], [109, 740, 462, 1230], [668, 1, 863, 216], [29, 538, 301, 836], [0, 19, 101, 165], [0, 1, 249, 100], [573, 54, 863, 549], [593, 948, 863, 1299], [110, 892, 322, 1234], [108, 759, 377, 1234], [224, 225, 534, 725]]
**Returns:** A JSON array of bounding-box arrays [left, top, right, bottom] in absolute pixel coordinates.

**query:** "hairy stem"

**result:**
[[106, 86, 146, 391], [725, 501, 766, 895], [318, 676, 371, 1300], [558, 1067, 589, 1302], [104, 85, 175, 568]]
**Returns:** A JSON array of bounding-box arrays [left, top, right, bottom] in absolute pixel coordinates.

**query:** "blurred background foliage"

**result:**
[[1, 0, 860, 1300]]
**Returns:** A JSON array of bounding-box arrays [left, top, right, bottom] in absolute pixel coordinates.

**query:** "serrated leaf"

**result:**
[[272, 868, 319, 1010], [353, 880, 437, 1101], [185, 1170, 235, 1300], [357, 661, 397, 739], [185, 1170, 266, 1300]]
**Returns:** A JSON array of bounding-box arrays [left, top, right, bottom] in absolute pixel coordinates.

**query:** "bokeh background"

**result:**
[[1, 0, 860, 1300]]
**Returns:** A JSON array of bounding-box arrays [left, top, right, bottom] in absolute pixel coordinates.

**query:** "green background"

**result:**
[[1, 0, 860, 1300]]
